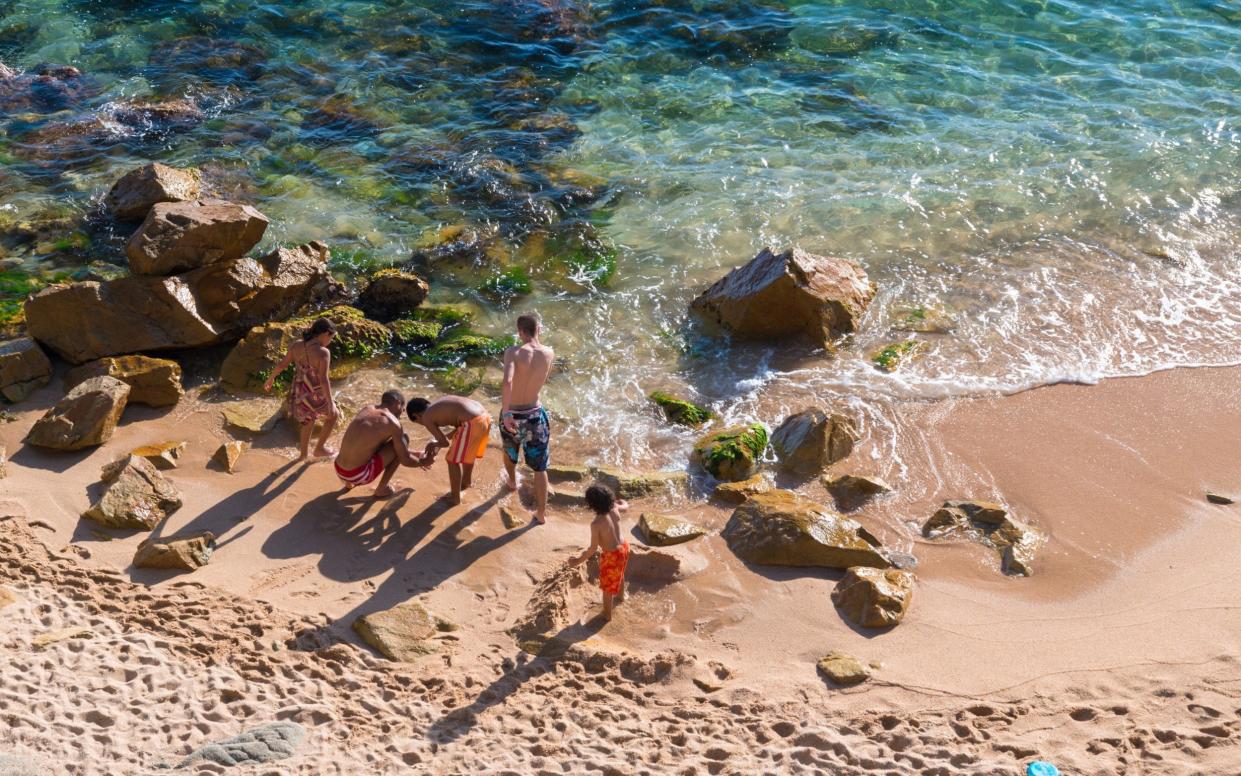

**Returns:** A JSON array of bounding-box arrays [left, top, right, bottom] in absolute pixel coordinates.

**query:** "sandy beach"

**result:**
[[3, 363, 1240, 774]]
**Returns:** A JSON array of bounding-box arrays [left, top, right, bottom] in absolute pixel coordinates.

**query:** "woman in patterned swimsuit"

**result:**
[[265, 318, 340, 461]]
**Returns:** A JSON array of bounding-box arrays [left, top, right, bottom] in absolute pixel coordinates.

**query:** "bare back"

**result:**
[[504, 341, 554, 408], [292, 340, 329, 372], [337, 405, 401, 469], [592, 510, 623, 553]]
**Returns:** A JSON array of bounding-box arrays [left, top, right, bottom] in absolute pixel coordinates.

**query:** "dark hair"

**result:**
[[303, 317, 336, 342], [516, 313, 540, 337], [380, 389, 405, 409], [585, 483, 616, 515], [406, 397, 430, 420]]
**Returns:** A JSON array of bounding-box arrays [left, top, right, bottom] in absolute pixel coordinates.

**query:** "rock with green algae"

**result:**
[[638, 513, 706, 546], [389, 318, 443, 346], [409, 329, 516, 367], [353, 600, 458, 661], [891, 304, 954, 334], [870, 340, 925, 373], [356, 268, 429, 322], [648, 391, 713, 427], [435, 365, 484, 395], [722, 489, 891, 569], [314, 305, 392, 360], [692, 424, 769, 482], [405, 303, 475, 327], [478, 265, 533, 299]]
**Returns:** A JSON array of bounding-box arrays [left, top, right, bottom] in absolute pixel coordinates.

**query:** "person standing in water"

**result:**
[[265, 317, 339, 461], [500, 313, 555, 523], [406, 395, 492, 505]]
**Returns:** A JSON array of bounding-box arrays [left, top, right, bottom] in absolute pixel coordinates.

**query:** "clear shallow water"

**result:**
[[1, 0, 1239, 465]]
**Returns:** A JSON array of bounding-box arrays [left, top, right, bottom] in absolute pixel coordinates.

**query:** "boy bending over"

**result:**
[[570, 484, 630, 621]]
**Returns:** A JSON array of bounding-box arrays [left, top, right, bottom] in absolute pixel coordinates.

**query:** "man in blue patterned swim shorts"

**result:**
[[500, 313, 555, 524]]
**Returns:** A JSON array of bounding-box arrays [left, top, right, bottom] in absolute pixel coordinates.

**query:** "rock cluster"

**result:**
[[922, 499, 1043, 576]]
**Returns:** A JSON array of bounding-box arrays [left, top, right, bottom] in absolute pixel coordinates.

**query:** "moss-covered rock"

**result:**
[[649, 391, 713, 427], [435, 365, 484, 395], [692, 423, 769, 482], [311, 305, 392, 360], [356, 268, 429, 322], [389, 318, 443, 346], [870, 340, 925, 373], [407, 303, 475, 327], [411, 329, 516, 367], [891, 304, 954, 334], [479, 266, 533, 299]]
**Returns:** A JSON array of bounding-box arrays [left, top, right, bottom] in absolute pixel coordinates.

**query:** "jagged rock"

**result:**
[[26, 241, 337, 363], [771, 409, 856, 475], [133, 531, 215, 570], [0, 337, 53, 403], [356, 269, 429, 322], [648, 391, 713, 427], [125, 199, 269, 276], [817, 651, 870, 686], [213, 441, 248, 473], [713, 474, 771, 504], [219, 321, 299, 393], [25, 376, 129, 450], [690, 247, 874, 348], [130, 440, 186, 470], [824, 474, 892, 511], [1207, 491, 1234, 505], [353, 600, 457, 661], [922, 500, 1043, 576], [832, 567, 914, 628], [591, 467, 689, 499], [692, 424, 769, 482], [64, 355, 182, 408], [174, 722, 304, 769], [500, 505, 527, 529], [722, 490, 891, 569], [83, 455, 181, 530], [221, 398, 282, 433], [105, 163, 201, 221], [638, 513, 706, 546]]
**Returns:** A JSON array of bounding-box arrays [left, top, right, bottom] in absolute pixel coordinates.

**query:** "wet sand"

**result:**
[[2, 365, 1240, 774]]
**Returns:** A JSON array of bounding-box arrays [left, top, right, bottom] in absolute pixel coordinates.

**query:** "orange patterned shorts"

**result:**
[[599, 542, 630, 595]]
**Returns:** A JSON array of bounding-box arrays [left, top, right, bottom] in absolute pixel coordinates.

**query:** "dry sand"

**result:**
[[2, 365, 1241, 774]]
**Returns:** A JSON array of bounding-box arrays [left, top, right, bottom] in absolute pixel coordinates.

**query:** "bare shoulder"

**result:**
[[539, 343, 555, 360]]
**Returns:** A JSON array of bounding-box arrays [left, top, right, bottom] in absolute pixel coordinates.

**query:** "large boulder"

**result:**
[[691, 424, 768, 482], [125, 199, 269, 276], [831, 567, 914, 628], [64, 355, 183, 408], [353, 600, 457, 661], [689, 247, 874, 348], [133, 530, 215, 570], [921, 500, 1043, 577], [771, 409, 856, 475], [25, 241, 337, 363], [219, 321, 299, 393], [356, 269, 429, 322], [638, 513, 706, 546], [105, 163, 201, 221], [721, 489, 891, 569], [0, 337, 53, 403], [25, 376, 129, 450], [82, 455, 182, 530]]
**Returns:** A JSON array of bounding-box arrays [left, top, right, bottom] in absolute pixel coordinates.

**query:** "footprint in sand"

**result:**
[[248, 563, 314, 595]]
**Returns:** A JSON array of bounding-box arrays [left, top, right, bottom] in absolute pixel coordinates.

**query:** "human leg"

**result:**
[[532, 470, 548, 524], [461, 463, 474, 490], [313, 412, 337, 458], [297, 422, 313, 461], [603, 591, 614, 621], [373, 441, 401, 498], [447, 462, 462, 505]]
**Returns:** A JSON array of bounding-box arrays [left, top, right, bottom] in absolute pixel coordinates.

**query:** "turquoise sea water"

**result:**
[[1, 0, 1239, 461]]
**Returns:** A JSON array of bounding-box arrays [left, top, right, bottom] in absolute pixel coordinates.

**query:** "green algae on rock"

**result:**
[[870, 340, 925, 373], [479, 265, 533, 299], [408, 329, 517, 368], [356, 268, 429, 322], [389, 319, 443, 346], [692, 423, 768, 482], [648, 391, 713, 427]]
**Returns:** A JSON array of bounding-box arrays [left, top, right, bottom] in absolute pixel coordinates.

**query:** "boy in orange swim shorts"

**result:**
[[407, 395, 492, 505], [570, 484, 630, 621]]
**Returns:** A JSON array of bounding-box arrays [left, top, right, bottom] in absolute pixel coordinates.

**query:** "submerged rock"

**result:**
[[722, 490, 891, 569], [356, 269, 429, 322], [105, 163, 202, 221], [0, 337, 53, 403], [0, 62, 94, 113], [64, 355, 183, 408], [870, 340, 925, 373], [771, 409, 856, 475], [25, 376, 129, 451], [26, 241, 337, 363], [134, 531, 215, 571], [823, 474, 892, 512], [83, 455, 182, 530], [832, 567, 914, 629], [638, 512, 706, 546], [922, 500, 1043, 577], [817, 651, 870, 686], [891, 304, 955, 334], [692, 423, 769, 482], [130, 441, 186, 471], [353, 600, 457, 661], [690, 247, 874, 348], [648, 391, 713, 427], [125, 199, 269, 276]]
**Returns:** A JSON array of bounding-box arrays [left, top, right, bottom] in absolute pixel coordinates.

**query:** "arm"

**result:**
[[422, 418, 451, 448], [501, 347, 517, 433], [389, 424, 424, 468], [614, 500, 630, 514], [569, 523, 602, 566], [263, 350, 295, 392]]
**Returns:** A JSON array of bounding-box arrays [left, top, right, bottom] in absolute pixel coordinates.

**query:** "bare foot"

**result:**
[[531, 511, 547, 525], [373, 484, 401, 500], [443, 493, 461, 506], [312, 445, 337, 459], [503, 477, 518, 492]]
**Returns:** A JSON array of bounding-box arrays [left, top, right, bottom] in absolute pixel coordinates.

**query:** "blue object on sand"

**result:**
[[1027, 763, 1060, 776]]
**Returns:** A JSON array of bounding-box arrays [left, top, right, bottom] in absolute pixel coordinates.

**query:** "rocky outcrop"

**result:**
[[125, 199, 269, 276], [922, 500, 1043, 577], [353, 600, 457, 661], [213, 441, 248, 473], [173, 723, 304, 769], [64, 355, 183, 408], [692, 424, 768, 482], [134, 531, 215, 570], [82, 455, 182, 530], [832, 567, 914, 628], [690, 247, 874, 348], [721, 490, 891, 569], [713, 474, 771, 504], [0, 63, 94, 113], [25, 241, 337, 363], [0, 337, 53, 403], [591, 467, 689, 499], [648, 391, 713, 427], [105, 163, 201, 221], [130, 441, 186, 470], [638, 513, 706, 546], [219, 321, 299, 393], [356, 269, 429, 322], [823, 474, 892, 512], [817, 651, 870, 686], [25, 376, 129, 450], [771, 409, 856, 475]]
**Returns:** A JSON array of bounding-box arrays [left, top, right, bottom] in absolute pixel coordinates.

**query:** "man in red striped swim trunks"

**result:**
[[333, 390, 435, 499], [406, 395, 492, 506]]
